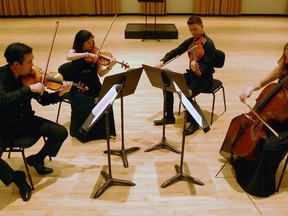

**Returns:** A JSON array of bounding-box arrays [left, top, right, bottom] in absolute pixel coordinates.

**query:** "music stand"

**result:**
[[142, 64, 181, 154], [159, 70, 210, 188], [98, 67, 143, 168], [80, 83, 136, 198], [137, 0, 164, 41]]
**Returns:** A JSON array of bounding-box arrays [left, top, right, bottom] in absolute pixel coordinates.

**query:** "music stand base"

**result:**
[[161, 164, 204, 188], [103, 147, 140, 168], [94, 170, 136, 198], [144, 138, 181, 154]]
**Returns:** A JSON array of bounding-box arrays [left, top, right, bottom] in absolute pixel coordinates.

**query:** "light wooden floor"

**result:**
[[0, 15, 288, 216]]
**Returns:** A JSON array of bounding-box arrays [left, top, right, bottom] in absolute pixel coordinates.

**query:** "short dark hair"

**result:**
[[187, 15, 203, 25], [72, 30, 94, 53], [4, 42, 32, 65]]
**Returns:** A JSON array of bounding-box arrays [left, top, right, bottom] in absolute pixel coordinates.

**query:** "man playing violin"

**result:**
[[0, 42, 72, 201], [154, 15, 216, 135], [230, 43, 288, 197], [64, 29, 117, 143]]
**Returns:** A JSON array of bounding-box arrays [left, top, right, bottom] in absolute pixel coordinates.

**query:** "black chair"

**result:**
[[56, 62, 73, 123], [178, 49, 227, 125], [56, 92, 71, 123], [4, 136, 45, 190]]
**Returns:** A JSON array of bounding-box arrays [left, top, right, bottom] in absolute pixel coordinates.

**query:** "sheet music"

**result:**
[[173, 81, 209, 130], [80, 84, 122, 133]]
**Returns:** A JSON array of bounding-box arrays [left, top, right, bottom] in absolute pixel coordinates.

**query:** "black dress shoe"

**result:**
[[153, 117, 175, 125], [13, 171, 32, 202], [26, 156, 53, 175], [185, 123, 199, 136]]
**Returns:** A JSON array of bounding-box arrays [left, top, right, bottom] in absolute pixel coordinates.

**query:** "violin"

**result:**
[[221, 76, 288, 160], [188, 36, 206, 76], [22, 66, 88, 92], [85, 46, 130, 69]]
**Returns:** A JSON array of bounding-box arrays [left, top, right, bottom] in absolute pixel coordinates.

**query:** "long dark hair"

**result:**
[[72, 30, 94, 53]]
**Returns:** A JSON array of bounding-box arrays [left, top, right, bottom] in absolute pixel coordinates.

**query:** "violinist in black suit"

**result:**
[[0, 42, 72, 201], [153, 15, 215, 135]]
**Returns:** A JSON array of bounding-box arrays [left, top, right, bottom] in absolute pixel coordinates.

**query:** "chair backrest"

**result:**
[[58, 62, 74, 81], [213, 49, 225, 68]]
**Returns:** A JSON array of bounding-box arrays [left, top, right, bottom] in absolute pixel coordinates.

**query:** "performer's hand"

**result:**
[[190, 60, 201, 76], [92, 53, 99, 64], [239, 86, 254, 103], [109, 58, 117, 69], [29, 83, 45, 95], [58, 81, 73, 97], [155, 61, 164, 68]]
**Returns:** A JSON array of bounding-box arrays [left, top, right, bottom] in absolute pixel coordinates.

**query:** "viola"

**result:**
[[85, 46, 130, 69], [188, 36, 206, 76], [22, 66, 88, 92], [221, 76, 288, 160]]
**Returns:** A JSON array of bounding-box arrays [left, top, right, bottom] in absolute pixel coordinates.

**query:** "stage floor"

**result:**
[[124, 23, 178, 39]]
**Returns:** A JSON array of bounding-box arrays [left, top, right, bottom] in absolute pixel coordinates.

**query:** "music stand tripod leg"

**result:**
[[94, 111, 136, 198], [161, 109, 204, 188], [103, 93, 140, 168], [145, 88, 180, 154]]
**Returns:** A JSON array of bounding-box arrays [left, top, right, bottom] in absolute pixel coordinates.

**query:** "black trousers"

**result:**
[[165, 71, 212, 123], [0, 115, 68, 185], [0, 152, 15, 186]]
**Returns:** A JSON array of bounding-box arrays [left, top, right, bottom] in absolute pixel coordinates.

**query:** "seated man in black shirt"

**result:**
[[0, 42, 72, 201]]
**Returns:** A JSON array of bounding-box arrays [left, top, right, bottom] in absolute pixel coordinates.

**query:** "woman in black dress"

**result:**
[[222, 43, 288, 197], [65, 30, 116, 143]]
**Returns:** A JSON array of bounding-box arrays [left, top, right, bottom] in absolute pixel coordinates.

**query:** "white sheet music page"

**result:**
[[88, 84, 122, 128], [173, 81, 208, 129]]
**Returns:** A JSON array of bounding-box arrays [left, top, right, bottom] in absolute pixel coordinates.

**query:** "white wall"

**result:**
[[120, 0, 287, 14]]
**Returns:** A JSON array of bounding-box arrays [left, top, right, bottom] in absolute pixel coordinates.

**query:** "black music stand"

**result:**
[[137, 0, 164, 41], [160, 71, 210, 188], [80, 83, 136, 198], [142, 64, 181, 154], [98, 67, 143, 168]]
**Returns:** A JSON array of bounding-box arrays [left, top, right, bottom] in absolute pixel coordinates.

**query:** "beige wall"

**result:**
[[242, 0, 287, 14], [120, 0, 287, 14]]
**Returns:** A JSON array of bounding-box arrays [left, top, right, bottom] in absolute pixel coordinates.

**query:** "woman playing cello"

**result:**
[[224, 43, 288, 197]]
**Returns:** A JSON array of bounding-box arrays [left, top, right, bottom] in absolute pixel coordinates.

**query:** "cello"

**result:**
[[221, 75, 288, 161]]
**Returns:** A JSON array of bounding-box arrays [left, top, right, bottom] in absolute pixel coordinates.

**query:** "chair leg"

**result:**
[[215, 159, 229, 178], [276, 155, 288, 192], [7, 147, 12, 158], [211, 86, 226, 125], [178, 101, 182, 116], [21, 148, 35, 190], [211, 93, 216, 125], [56, 101, 62, 123], [222, 86, 227, 112]]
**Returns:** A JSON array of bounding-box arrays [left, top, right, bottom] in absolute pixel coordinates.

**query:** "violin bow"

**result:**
[[243, 102, 281, 139], [96, 15, 117, 55], [42, 21, 59, 84], [162, 44, 198, 67]]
